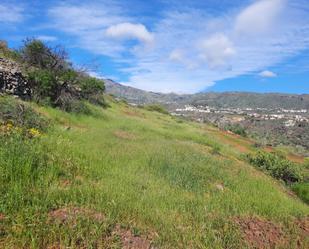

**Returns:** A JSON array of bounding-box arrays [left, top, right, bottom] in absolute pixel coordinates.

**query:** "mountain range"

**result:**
[[105, 79, 309, 109]]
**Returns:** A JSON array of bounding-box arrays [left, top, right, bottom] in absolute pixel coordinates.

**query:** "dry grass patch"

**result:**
[[48, 207, 105, 225], [122, 108, 145, 118], [113, 130, 137, 140]]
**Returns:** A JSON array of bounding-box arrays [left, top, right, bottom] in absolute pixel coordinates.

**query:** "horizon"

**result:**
[[107, 79, 309, 96], [1, 0, 309, 94]]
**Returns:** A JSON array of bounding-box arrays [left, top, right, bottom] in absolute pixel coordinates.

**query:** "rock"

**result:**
[[215, 183, 224, 191], [0, 57, 32, 99]]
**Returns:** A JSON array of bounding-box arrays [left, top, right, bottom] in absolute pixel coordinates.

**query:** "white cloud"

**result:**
[[259, 70, 277, 78], [123, 0, 309, 93], [169, 49, 184, 62], [45, 0, 309, 93], [88, 71, 105, 79], [36, 35, 57, 42], [0, 4, 24, 23], [198, 33, 236, 68], [234, 0, 285, 36], [48, 3, 153, 57], [106, 23, 153, 43]]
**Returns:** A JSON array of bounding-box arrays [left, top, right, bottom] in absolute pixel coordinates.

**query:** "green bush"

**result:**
[[78, 76, 107, 107], [246, 151, 304, 184], [86, 93, 109, 108], [2, 39, 107, 114], [28, 69, 57, 103], [79, 77, 105, 96], [144, 104, 169, 115], [61, 99, 92, 115], [225, 124, 247, 137], [0, 96, 48, 131]]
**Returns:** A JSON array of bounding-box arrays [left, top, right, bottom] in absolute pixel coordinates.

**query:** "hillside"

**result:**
[[105, 80, 309, 109], [0, 95, 308, 248], [1, 39, 309, 248], [106, 80, 309, 153]]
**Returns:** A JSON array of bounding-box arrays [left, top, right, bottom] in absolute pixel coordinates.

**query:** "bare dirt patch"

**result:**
[[210, 130, 251, 153], [296, 216, 309, 238], [110, 224, 156, 249], [113, 130, 137, 140], [48, 207, 105, 225], [286, 153, 305, 164], [59, 179, 71, 188], [123, 109, 145, 118], [0, 213, 5, 221], [234, 216, 287, 249]]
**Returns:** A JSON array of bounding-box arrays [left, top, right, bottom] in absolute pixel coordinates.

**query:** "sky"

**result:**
[[1, 0, 309, 94]]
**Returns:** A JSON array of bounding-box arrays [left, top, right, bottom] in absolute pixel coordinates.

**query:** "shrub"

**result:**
[[78, 76, 107, 107], [144, 104, 169, 115], [0, 96, 49, 131], [27, 69, 57, 104], [79, 77, 105, 96], [246, 151, 304, 184], [60, 99, 92, 115], [225, 124, 247, 137], [0, 40, 21, 61], [20, 38, 68, 72], [86, 93, 109, 108], [4, 39, 107, 114]]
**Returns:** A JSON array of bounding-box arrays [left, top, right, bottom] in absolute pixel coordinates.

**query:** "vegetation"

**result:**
[[144, 104, 169, 115], [246, 151, 306, 184], [225, 124, 247, 137], [0, 40, 20, 60], [292, 183, 309, 204], [1, 39, 308, 248], [2, 38, 106, 113], [246, 150, 309, 205], [0, 96, 48, 131], [0, 95, 308, 248]]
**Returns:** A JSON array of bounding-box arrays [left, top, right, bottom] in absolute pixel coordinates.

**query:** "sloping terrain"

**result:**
[[105, 80, 309, 154], [0, 95, 308, 248], [105, 79, 309, 109]]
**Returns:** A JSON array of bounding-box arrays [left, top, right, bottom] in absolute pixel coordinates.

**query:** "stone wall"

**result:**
[[0, 57, 31, 99]]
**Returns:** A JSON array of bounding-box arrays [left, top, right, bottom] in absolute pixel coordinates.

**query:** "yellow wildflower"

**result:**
[[28, 128, 41, 137]]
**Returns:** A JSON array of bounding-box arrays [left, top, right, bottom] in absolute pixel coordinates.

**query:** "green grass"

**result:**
[[292, 183, 309, 204], [0, 96, 308, 248]]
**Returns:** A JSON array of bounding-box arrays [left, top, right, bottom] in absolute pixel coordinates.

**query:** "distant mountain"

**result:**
[[105, 79, 309, 109], [104, 79, 187, 105]]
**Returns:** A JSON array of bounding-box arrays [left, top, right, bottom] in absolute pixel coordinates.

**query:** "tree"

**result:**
[[20, 38, 106, 111], [20, 38, 69, 72]]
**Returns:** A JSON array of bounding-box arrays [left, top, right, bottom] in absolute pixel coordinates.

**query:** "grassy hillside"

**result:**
[[0, 95, 308, 248]]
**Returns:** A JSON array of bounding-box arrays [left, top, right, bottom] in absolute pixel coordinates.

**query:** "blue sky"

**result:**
[[1, 0, 309, 94]]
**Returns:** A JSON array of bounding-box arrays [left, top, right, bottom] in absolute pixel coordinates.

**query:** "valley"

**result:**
[[105, 80, 309, 155]]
